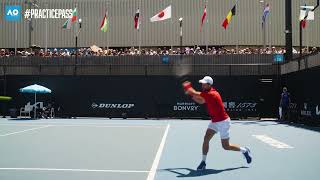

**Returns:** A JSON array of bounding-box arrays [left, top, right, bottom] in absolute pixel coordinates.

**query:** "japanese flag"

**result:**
[[150, 5, 172, 22]]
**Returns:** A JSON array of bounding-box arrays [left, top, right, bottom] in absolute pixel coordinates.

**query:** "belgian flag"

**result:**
[[222, 1, 238, 29]]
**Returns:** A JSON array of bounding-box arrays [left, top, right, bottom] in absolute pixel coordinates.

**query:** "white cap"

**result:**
[[199, 76, 214, 85]]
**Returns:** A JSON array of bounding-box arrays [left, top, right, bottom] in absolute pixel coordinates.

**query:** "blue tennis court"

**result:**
[[0, 118, 319, 180]]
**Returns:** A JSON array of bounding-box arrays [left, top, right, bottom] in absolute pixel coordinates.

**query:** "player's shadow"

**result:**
[[162, 166, 248, 178]]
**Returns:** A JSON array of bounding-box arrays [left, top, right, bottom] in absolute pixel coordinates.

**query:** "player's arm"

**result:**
[[182, 81, 205, 103], [192, 95, 205, 104]]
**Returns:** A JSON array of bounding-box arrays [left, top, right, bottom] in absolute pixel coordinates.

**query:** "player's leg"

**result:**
[[281, 105, 289, 121], [219, 119, 252, 164], [203, 128, 216, 157], [197, 127, 216, 170], [221, 138, 241, 151], [283, 106, 289, 121]]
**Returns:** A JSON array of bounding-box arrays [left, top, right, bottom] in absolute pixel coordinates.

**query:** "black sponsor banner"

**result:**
[[282, 66, 320, 124], [2, 75, 279, 118]]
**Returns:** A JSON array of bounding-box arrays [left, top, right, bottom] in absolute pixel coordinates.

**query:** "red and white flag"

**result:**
[[200, 5, 207, 32], [150, 5, 172, 22], [134, 8, 140, 30]]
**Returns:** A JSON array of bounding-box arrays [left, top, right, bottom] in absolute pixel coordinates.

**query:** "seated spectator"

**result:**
[[41, 103, 53, 119]]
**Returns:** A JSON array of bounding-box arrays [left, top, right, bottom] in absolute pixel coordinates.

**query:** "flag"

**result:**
[[300, 5, 314, 29], [62, 8, 77, 29], [100, 10, 108, 32], [300, 5, 314, 20], [222, 0, 238, 29], [301, 5, 307, 29], [150, 5, 172, 22], [301, 19, 307, 29], [262, 4, 270, 27], [200, 5, 207, 32], [134, 9, 140, 30]]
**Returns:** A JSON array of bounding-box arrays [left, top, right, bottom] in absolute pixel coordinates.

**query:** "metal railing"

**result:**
[[0, 55, 279, 76], [0, 64, 280, 76], [281, 52, 320, 74]]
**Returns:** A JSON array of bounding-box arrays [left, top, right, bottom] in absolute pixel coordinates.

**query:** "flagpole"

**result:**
[[138, 19, 141, 54], [299, 20, 303, 59], [171, 0, 173, 54], [236, 0, 239, 53], [105, 2, 108, 51], [263, 22, 266, 49], [45, 3, 48, 52], [74, 4, 78, 51], [107, 1, 110, 51], [139, 0, 142, 54], [306, 22, 309, 53], [13, 1, 17, 56], [269, 17, 272, 49], [262, 1, 266, 49], [205, 0, 209, 53], [15, 22, 17, 55]]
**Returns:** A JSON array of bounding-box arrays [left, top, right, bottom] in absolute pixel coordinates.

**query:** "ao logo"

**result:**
[[5, 5, 21, 21], [7, 9, 19, 15]]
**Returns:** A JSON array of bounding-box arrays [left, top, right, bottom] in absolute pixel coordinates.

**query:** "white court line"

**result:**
[[0, 122, 165, 126], [0, 125, 51, 137], [0, 124, 165, 129], [0, 122, 166, 126], [146, 124, 170, 180], [0, 168, 149, 173], [48, 125, 165, 128], [253, 134, 294, 149], [0, 124, 45, 127]]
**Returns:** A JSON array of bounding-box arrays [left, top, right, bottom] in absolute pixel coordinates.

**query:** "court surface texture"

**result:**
[[0, 118, 319, 180]]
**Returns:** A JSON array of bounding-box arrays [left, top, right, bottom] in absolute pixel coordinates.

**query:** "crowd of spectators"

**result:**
[[0, 46, 318, 58]]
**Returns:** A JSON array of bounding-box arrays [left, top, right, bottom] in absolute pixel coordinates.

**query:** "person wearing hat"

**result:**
[[183, 76, 252, 170]]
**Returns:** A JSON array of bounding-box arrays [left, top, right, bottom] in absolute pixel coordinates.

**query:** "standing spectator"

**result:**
[[0, 49, 6, 57], [279, 87, 291, 121]]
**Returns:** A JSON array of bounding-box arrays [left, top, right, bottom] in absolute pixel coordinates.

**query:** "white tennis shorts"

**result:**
[[208, 118, 231, 139]]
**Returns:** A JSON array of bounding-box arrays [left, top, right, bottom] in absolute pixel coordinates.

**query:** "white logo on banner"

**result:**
[[91, 103, 134, 109], [24, 9, 73, 19], [316, 105, 320, 116], [173, 102, 200, 111], [7, 9, 19, 16], [91, 103, 98, 109], [301, 103, 312, 116], [224, 102, 257, 112]]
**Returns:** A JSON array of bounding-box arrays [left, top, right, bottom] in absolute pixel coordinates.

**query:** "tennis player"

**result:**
[[183, 76, 252, 170]]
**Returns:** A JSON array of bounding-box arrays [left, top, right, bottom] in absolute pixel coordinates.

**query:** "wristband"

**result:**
[[183, 83, 192, 91]]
